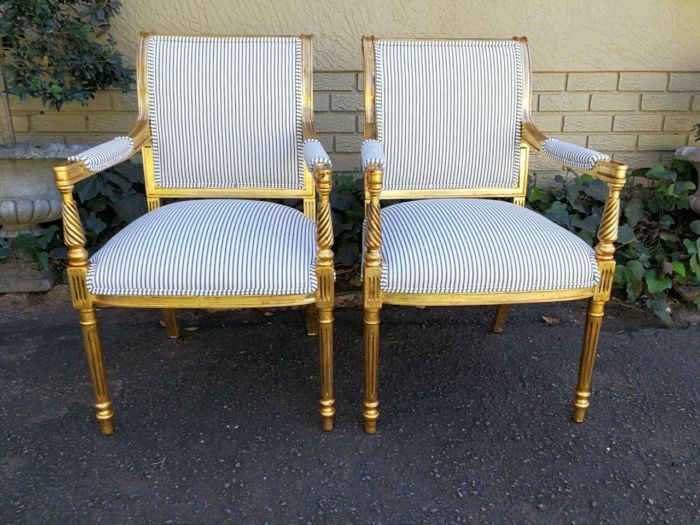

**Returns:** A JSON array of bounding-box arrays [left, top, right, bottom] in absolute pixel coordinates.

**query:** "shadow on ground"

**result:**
[[1, 289, 698, 523]]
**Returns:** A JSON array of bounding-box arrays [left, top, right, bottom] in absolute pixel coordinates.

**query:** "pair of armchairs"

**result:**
[[54, 34, 626, 436]]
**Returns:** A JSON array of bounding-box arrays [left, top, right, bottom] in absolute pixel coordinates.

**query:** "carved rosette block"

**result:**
[[147, 197, 161, 212]]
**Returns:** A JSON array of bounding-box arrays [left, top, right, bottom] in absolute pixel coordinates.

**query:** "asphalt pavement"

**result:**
[[1, 290, 698, 523]]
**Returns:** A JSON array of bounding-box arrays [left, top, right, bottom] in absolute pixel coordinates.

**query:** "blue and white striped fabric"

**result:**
[[374, 40, 523, 191], [87, 200, 317, 296], [147, 36, 304, 189], [68, 137, 134, 172], [303, 139, 332, 170], [542, 139, 610, 171], [374, 199, 599, 294], [362, 139, 385, 169]]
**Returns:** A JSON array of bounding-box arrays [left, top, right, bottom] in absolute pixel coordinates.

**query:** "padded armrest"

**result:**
[[303, 139, 332, 170], [362, 139, 385, 170], [541, 138, 610, 171], [68, 136, 135, 173]]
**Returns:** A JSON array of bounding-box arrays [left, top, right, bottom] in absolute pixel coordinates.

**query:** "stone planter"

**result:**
[[674, 146, 700, 215], [0, 143, 86, 238], [0, 143, 87, 293]]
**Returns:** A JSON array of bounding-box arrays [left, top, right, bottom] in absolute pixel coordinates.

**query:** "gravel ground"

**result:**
[[1, 289, 698, 524]]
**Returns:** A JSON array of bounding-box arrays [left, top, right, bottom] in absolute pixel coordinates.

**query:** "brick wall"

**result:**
[[11, 71, 700, 176]]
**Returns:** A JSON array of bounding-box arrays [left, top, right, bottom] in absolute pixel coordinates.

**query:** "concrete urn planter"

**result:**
[[0, 143, 87, 293], [674, 146, 700, 215], [0, 143, 85, 238]]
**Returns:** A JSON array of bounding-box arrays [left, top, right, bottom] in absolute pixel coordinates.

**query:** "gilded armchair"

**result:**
[[54, 34, 335, 434], [361, 37, 627, 433]]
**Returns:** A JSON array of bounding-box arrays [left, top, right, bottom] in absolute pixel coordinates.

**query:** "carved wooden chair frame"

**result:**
[[361, 36, 628, 433], [53, 34, 335, 435]]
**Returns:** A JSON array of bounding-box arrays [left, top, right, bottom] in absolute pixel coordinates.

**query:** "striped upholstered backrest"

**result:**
[[373, 39, 526, 191], [146, 35, 304, 189]]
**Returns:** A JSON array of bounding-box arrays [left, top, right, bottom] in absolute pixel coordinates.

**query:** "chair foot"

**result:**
[[78, 307, 115, 436], [305, 304, 319, 336], [99, 417, 114, 435], [163, 309, 180, 339], [321, 412, 335, 432], [95, 400, 114, 435], [364, 419, 377, 434], [490, 304, 511, 333], [320, 398, 335, 431], [363, 400, 379, 434], [571, 405, 587, 423]]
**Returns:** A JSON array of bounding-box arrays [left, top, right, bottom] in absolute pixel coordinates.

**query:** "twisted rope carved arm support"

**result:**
[[522, 119, 628, 265], [53, 119, 150, 309], [364, 165, 384, 308], [523, 119, 628, 294], [313, 164, 335, 305]]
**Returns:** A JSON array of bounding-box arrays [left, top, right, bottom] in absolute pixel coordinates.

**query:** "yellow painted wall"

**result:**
[[110, 0, 700, 72]]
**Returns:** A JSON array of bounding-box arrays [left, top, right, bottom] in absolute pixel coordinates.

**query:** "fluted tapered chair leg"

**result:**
[[305, 304, 319, 336], [572, 298, 606, 422], [490, 304, 511, 333], [363, 308, 381, 433], [163, 309, 180, 339], [78, 307, 114, 435], [318, 305, 335, 431]]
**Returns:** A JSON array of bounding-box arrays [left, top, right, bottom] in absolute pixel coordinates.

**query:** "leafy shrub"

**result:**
[[529, 160, 700, 324], [0, 0, 133, 111], [329, 174, 364, 266]]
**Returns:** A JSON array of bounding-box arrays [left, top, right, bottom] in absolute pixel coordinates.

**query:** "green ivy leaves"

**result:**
[[530, 161, 700, 325], [330, 175, 364, 267], [10, 225, 59, 270]]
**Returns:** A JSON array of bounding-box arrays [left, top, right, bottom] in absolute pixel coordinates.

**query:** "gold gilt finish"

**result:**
[[53, 33, 335, 434], [361, 36, 627, 433]]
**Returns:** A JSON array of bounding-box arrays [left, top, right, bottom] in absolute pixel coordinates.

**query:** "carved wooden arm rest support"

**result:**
[[363, 164, 384, 310], [52, 119, 150, 289], [522, 120, 628, 287], [313, 165, 335, 252], [364, 165, 384, 262], [362, 139, 385, 256], [522, 121, 627, 185], [313, 164, 335, 309]]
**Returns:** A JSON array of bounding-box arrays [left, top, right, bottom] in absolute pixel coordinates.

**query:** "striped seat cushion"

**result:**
[[147, 36, 304, 189], [375, 199, 599, 294], [374, 40, 523, 191], [87, 200, 317, 296]]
